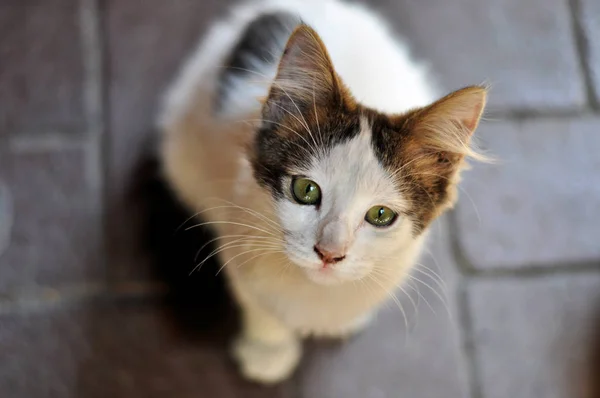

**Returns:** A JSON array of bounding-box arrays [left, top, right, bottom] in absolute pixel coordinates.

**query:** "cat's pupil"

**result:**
[[305, 184, 314, 194], [378, 207, 384, 218]]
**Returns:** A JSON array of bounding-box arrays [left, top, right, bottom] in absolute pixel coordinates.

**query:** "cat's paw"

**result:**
[[231, 336, 301, 384]]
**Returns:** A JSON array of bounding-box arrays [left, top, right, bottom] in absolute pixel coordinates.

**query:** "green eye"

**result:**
[[365, 206, 396, 227], [291, 178, 321, 205]]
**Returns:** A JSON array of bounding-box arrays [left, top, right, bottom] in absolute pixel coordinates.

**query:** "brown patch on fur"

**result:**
[[372, 86, 487, 233]]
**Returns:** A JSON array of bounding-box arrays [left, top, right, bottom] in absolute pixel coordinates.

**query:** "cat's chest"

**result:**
[[240, 261, 395, 334]]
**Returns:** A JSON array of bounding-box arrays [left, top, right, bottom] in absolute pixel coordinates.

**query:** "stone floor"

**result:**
[[1, 0, 600, 397]]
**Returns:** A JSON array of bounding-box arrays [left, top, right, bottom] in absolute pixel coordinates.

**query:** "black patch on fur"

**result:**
[[366, 109, 405, 169], [215, 12, 300, 113], [369, 110, 452, 234], [252, 104, 363, 197]]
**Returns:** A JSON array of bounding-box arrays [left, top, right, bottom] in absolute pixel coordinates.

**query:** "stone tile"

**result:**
[[467, 274, 600, 398], [300, 217, 470, 398], [0, 0, 84, 134], [368, 0, 586, 111], [0, 179, 12, 259], [580, 0, 600, 100], [105, 0, 229, 281], [0, 302, 293, 398], [455, 117, 600, 269], [0, 147, 103, 293]]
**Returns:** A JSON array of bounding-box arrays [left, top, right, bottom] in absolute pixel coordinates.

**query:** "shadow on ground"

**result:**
[[586, 305, 600, 398], [72, 148, 295, 397]]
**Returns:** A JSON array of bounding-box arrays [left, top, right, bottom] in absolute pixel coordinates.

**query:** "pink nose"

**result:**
[[314, 244, 346, 265]]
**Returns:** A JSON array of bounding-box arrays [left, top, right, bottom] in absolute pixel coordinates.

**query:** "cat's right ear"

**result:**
[[262, 24, 346, 125]]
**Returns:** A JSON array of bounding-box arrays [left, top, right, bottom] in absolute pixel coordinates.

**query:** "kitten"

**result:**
[[159, 0, 487, 384]]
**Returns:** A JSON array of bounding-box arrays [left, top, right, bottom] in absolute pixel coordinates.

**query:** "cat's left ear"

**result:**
[[262, 24, 347, 126], [397, 86, 488, 212], [405, 85, 487, 163]]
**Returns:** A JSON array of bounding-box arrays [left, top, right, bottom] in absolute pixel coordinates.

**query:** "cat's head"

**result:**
[[251, 25, 487, 285]]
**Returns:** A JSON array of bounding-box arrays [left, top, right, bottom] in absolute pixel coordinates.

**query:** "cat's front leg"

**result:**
[[232, 300, 301, 384], [306, 310, 375, 339]]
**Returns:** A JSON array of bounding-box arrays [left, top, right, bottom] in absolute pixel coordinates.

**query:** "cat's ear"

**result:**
[[398, 86, 488, 211], [262, 24, 345, 123], [407, 86, 487, 163]]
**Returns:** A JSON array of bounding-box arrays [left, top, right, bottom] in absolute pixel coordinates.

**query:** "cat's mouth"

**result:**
[[294, 258, 365, 285], [286, 252, 345, 285], [304, 267, 345, 285], [284, 245, 362, 285]]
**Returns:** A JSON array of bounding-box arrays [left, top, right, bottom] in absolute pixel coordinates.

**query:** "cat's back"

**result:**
[[160, 0, 435, 130], [291, 0, 437, 113]]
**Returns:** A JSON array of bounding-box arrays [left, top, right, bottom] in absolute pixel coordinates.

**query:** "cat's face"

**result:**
[[273, 118, 416, 285], [251, 25, 487, 285]]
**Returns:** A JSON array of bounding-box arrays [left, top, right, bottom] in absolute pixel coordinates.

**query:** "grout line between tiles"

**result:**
[[80, 0, 110, 287], [466, 263, 600, 280], [446, 209, 475, 275], [80, 0, 105, 192], [485, 107, 598, 122], [9, 132, 88, 152], [456, 280, 484, 398], [568, 0, 599, 110], [0, 282, 167, 316], [446, 213, 482, 398], [447, 211, 600, 279]]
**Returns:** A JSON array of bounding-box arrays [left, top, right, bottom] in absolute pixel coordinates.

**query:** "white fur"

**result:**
[[278, 118, 415, 285], [159, 0, 436, 384], [159, 0, 436, 131]]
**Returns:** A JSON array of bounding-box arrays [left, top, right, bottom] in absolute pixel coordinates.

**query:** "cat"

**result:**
[[158, 0, 487, 384]]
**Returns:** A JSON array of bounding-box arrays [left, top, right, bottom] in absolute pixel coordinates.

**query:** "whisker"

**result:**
[[273, 80, 320, 153], [194, 234, 284, 263], [312, 78, 324, 148], [406, 278, 436, 316], [219, 65, 320, 154], [186, 220, 280, 238], [174, 211, 204, 233], [203, 199, 282, 231], [369, 267, 419, 324], [224, 250, 288, 275], [367, 273, 409, 340], [268, 101, 318, 152], [191, 240, 283, 275], [236, 118, 314, 157], [402, 170, 481, 224], [406, 273, 452, 321], [275, 258, 293, 283], [216, 248, 287, 276], [387, 153, 433, 180], [412, 264, 448, 296], [189, 205, 283, 234], [420, 247, 446, 284]]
